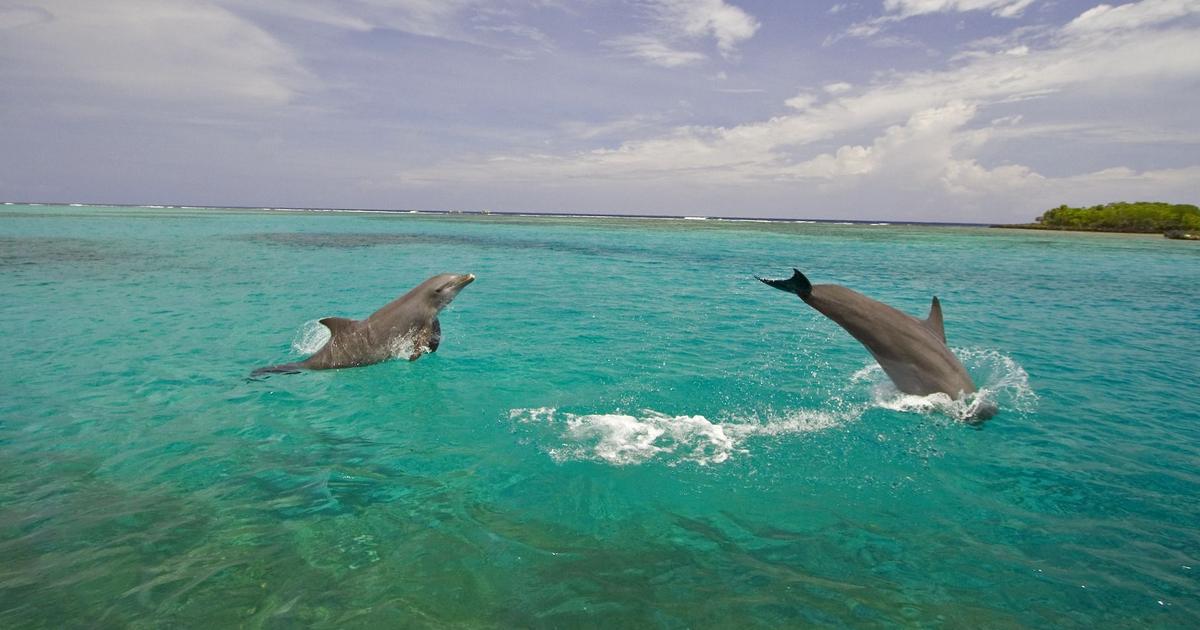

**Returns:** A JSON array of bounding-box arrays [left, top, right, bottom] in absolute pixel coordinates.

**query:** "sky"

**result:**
[[1, 0, 1198, 222]]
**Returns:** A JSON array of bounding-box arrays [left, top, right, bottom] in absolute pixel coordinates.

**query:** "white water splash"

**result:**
[[385, 334, 432, 360], [291, 320, 331, 355], [509, 350, 1035, 466], [508, 407, 852, 466], [851, 348, 1036, 422]]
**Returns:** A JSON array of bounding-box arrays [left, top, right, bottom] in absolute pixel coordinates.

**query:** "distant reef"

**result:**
[[993, 202, 1200, 238]]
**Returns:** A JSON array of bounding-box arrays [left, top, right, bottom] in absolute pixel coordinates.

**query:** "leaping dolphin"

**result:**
[[757, 269, 991, 418], [251, 273, 475, 376]]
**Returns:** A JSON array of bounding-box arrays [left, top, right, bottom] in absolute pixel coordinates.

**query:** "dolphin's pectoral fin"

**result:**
[[756, 268, 813, 299], [319, 317, 356, 336], [405, 320, 441, 361], [428, 318, 441, 353], [249, 362, 305, 378], [923, 297, 946, 343]]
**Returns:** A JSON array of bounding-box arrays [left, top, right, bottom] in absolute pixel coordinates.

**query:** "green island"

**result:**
[[994, 201, 1200, 239]]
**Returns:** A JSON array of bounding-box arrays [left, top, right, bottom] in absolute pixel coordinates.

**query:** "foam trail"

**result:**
[[509, 349, 1034, 465], [508, 407, 853, 466]]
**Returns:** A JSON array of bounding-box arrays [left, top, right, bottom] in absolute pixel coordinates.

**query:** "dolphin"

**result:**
[[251, 273, 475, 376], [757, 269, 991, 418]]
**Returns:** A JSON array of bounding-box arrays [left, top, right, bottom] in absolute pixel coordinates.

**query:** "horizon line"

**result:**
[[0, 200, 991, 227]]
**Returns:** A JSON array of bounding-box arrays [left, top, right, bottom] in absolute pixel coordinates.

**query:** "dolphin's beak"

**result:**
[[438, 274, 475, 296]]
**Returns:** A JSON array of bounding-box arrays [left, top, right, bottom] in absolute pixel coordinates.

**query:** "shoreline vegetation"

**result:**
[[993, 201, 1200, 239]]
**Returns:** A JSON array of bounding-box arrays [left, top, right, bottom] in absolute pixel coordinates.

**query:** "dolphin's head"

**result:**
[[419, 273, 475, 309]]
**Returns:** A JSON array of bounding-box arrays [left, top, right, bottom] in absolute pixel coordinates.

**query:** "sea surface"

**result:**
[[1, 204, 1197, 627]]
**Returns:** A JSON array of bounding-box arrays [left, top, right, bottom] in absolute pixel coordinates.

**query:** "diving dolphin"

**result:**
[[757, 269, 988, 414], [251, 273, 475, 376]]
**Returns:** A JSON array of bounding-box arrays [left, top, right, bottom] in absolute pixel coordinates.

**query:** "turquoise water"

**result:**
[[1, 204, 1197, 627]]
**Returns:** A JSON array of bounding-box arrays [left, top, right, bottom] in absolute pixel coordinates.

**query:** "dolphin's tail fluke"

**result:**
[[249, 362, 305, 378], [756, 268, 813, 299]]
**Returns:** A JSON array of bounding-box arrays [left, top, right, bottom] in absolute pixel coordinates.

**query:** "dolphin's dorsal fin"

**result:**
[[923, 297, 946, 343], [319, 317, 356, 336]]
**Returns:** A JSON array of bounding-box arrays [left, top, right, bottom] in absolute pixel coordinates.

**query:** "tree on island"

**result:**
[[1034, 201, 1200, 234]]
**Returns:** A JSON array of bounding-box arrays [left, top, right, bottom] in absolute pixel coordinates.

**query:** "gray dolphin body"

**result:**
[[758, 269, 983, 404], [252, 273, 475, 376]]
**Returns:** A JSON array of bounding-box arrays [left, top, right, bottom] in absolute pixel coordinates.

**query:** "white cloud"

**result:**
[[868, 34, 933, 49], [396, 1, 1200, 219], [785, 92, 820, 110], [1065, 0, 1200, 34], [660, 0, 760, 56], [0, 0, 311, 106], [215, 0, 375, 31], [882, 0, 1037, 18], [473, 21, 556, 59], [836, 0, 1038, 44], [216, 0, 563, 52], [608, 0, 760, 67], [559, 114, 667, 140], [232, 0, 473, 36], [606, 34, 708, 67], [246, 1, 757, 67], [786, 101, 981, 180], [5, 0, 1195, 221], [356, 0, 478, 36]]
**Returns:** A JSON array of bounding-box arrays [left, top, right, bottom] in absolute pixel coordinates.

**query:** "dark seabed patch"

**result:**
[[233, 232, 433, 249], [0, 237, 119, 267], [231, 231, 657, 260]]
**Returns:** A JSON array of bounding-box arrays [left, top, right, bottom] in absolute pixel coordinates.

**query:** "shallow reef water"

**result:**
[[1, 205, 1198, 627]]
